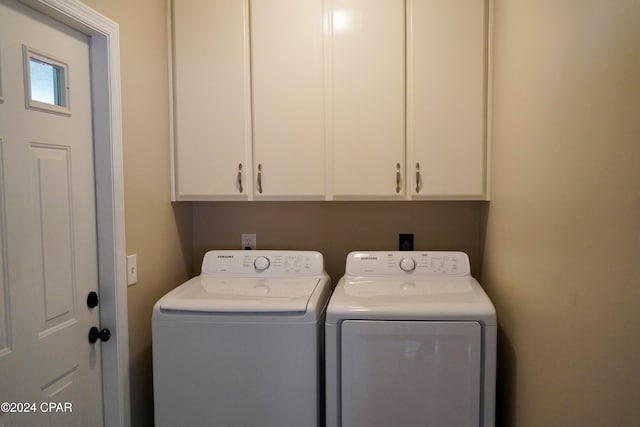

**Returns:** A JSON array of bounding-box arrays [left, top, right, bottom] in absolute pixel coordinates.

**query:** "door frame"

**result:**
[[17, 0, 130, 425]]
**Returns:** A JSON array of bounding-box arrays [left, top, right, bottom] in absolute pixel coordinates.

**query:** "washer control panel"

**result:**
[[346, 251, 470, 276], [201, 250, 324, 276]]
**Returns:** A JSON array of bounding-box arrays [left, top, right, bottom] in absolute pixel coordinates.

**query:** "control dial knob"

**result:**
[[399, 257, 416, 272], [254, 256, 271, 271]]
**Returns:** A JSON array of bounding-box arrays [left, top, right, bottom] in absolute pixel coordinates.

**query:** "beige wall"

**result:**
[[193, 202, 486, 281], [79, 0, 192, 425], [484, 1, 640, 425]]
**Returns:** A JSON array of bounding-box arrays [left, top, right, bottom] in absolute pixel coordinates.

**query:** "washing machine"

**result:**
[[326, 251, 496, 427], [152, 250, 332, 427]]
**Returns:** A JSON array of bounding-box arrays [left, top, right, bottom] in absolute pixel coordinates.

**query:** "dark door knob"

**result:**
[[87, 291, 99, 308], [88, 326, 111, 344]]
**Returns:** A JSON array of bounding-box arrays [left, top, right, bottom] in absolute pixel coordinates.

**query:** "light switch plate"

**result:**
[[127, 254, 137, 286]]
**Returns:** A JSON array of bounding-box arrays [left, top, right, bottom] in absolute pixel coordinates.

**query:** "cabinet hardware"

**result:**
[[257, 164, 263, 194], [237, 164, 243, 193], [416, 162, 421, 193], [396, 163, 401, 193]]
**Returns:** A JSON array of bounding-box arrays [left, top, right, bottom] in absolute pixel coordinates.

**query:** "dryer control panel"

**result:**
[[346, 251, 470, 276], [201, 250, 324, 276]]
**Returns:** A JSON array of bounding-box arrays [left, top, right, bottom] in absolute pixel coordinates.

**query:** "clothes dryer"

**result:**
[[153, 250, 331, 427], [326, 251, 496, 427]]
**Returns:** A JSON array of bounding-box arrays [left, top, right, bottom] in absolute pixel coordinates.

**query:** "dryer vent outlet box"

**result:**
[[399, 234, 414, 251]]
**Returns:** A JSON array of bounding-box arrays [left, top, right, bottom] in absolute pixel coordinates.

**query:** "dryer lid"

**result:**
[[159, 276, 322, 313]]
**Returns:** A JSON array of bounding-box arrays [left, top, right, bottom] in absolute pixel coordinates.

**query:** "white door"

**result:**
[[340, 320, 482, 427], [0, 0, 104, 426]]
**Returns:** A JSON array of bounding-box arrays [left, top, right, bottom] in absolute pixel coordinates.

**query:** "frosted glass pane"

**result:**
[[29, 58, 61, 105]]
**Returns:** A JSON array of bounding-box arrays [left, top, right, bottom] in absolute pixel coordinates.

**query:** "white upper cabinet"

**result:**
[[169, 0, 491, 201], [407, 0, 489, 199], [329, 0, 406, 199], [250, 0, 326, 199], [171, 0, 252, 200]]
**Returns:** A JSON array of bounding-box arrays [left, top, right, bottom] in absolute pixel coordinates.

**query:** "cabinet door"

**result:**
[[408, 0, 488, 199], [251, 0, 326, 199], [331, 0, 406, 199], [172, 0, 252, 200]]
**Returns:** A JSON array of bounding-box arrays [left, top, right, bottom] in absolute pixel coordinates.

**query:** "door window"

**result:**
[[23, 46, 70, 115]]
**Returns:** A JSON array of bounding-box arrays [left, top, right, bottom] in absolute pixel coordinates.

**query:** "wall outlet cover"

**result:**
[[241, 233, 256, 250]]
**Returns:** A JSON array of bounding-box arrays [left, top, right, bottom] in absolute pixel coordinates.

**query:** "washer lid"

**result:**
[[159, 276, 322, 313]]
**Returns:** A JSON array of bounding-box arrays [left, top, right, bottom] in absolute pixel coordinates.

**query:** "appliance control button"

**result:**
[[399, 257, 416, 272], [254, 256, 271, 271]]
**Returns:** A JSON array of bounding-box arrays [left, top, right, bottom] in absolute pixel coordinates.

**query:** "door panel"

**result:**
[[0, 143, 8, 358], [340, 320, 481, 427], [30, 144, 75, 334]]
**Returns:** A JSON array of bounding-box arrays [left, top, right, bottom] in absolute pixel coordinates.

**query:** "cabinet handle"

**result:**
[[396, 163, 401, 193], [237, 163, 243, 193], [257, 164, 263, 194], [416, 162, 421, 193]]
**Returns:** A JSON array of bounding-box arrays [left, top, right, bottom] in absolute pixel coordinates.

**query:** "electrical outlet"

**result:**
[[127, 254, 137, 286], [399, 234, 414, 251], [241, 233, 256, 250]]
